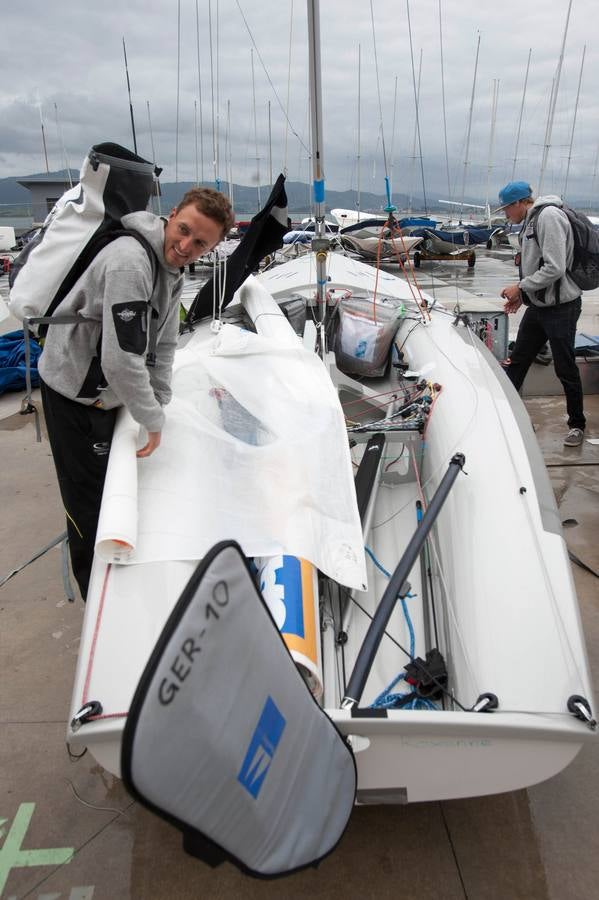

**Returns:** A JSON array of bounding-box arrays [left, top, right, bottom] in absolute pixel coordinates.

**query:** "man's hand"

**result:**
[[137, 431, 161, 458], [501, 283, 523, 314]]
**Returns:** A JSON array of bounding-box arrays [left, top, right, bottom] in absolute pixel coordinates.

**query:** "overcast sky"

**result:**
[[3, 0, 598, 208]]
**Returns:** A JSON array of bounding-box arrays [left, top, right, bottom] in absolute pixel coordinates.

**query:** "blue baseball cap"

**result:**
[[495, 181, 532, 213]]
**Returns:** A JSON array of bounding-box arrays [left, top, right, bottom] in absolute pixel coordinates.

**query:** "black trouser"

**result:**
[[505, 297, 586, 431], [41, 381, 117, 600]]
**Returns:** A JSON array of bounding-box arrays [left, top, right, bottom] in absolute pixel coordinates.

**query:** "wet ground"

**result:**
[[1, 250, 599, 899]]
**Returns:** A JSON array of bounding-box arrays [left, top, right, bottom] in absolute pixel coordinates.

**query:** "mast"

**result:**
[[194, 101, 200, 186], [460, 32, 481, 222], [485, 79, 500, 226], [283, 0, 294, 175], [590, 144, 599, 212], [146, 101, 162, 214], [357, 43, 362, 220], [438, 0, 451, 201], [538, 0, 573, 194], [511, 48, 532, 180], [54, 102, 72, 188], [306, 0, 327, 348], [389, 74, 398, 213], [251, 48, 261, 209], [195, 0, 205, 184], [406, 1, 427, 214], [563, 45, 586, 200], [122, 38, 138, 154], [371, 0, 395, 216], [407, 48, 423, 215], [227, 99, 234, 206], [268, 100, 273, 189], [175, 4, 181, 182], [36, 97, 50, 174], [208, 0, 219, 188]]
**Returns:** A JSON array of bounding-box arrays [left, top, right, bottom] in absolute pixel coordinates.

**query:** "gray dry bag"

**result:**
[[121, 541, 356, 878]]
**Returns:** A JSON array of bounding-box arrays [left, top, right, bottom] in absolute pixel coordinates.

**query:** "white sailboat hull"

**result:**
[[68, 252, 596, 801]]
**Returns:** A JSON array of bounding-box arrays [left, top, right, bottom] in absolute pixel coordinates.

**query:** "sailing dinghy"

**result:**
[[68, 245, 596, 802], [68, 0, 595, 809]]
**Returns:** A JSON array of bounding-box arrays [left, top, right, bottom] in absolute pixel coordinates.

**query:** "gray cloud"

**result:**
[[3, 0, 598, 206]]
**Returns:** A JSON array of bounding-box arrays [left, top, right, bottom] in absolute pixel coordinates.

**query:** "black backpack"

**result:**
[[529, 203, 599, 291]]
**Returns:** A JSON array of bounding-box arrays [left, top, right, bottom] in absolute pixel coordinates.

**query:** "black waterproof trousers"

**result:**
[[505, 297, 586, 431], [41, 380, 117, 600]]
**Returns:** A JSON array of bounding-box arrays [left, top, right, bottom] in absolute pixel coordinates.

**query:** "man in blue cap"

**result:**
[[498, 180, 585, 446]]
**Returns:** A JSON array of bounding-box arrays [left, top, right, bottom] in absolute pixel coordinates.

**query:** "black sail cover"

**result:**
[[183, 174, 289, 327], [121, 541, 356, 878]]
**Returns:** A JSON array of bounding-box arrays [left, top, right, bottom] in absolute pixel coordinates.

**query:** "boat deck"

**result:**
[[2, 249, 599, 899]]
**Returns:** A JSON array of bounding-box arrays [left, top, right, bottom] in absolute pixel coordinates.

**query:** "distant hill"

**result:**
[[152, 179, 421, 217], [2, 166, 596, 220], [0, 167, 428, 218]]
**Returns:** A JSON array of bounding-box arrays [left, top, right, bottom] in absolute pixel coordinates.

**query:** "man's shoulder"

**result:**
[[533, 202, 569, 225], [95, 232, 154, 273], [529, 203, 570, 240]]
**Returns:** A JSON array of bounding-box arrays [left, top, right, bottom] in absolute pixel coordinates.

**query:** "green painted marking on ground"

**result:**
[[0, 803, 74, 895]]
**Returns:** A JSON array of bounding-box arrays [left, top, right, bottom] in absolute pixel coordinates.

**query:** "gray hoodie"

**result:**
[[518, 194, 580, 307], [38, 211, 184, 433]]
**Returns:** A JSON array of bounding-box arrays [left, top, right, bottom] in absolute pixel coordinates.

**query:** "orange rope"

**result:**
[[81, 563, 128, 722]]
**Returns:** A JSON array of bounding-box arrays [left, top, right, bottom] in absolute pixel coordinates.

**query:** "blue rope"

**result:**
[[364, 545, 438, 711]]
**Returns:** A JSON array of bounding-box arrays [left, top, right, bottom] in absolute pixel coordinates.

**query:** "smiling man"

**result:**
[[39, 187, 234, 599]]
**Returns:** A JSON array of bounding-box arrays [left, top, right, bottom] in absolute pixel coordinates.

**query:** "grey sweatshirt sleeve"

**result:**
[[519, 207, 570, 293], [101, 262, 166, 433], [149, 277, 184, 406]]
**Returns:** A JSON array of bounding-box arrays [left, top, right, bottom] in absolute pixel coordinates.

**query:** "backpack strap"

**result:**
[[524, 203, 568, 305], [22, 231, 160, 436]]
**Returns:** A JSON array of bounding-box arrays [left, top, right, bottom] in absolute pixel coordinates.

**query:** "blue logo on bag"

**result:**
[[238, 696, 286, 799]]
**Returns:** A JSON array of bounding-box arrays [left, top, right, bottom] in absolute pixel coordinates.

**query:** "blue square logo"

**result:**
[[238, 697, 286, 799]]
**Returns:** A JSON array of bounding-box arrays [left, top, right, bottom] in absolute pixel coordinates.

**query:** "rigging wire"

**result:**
[[459, 31, 481, 219], [283, 0, 294, 175], [175, 3, 181, 182], [368, 0, 392, 205], [235, 0, 310, 157], [208, 0, 219, 187], [511, 48, 532, 181], [438, 0, 452, 201], [406, 1, 428, 214], [407, 47, 423, 214], [195, 0, 205, 184]]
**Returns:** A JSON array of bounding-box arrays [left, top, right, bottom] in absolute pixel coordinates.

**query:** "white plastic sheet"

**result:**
[[95, 410, 140, 562], [95, 314, 366, 590]]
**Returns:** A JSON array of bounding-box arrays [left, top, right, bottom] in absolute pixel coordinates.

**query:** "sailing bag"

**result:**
[[121, 540, 356, 878], [8, 142, 160, 332], [529, 204, 599, 292]]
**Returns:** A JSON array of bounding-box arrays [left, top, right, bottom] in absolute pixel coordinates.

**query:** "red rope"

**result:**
[[81, 564, 128, 720]]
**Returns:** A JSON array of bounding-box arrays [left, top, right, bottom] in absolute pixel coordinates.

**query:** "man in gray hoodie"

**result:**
[[39, 188, 234, 599], [498, 180, 585, 447]]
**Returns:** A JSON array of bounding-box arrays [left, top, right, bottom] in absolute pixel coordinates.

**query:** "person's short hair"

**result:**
[[175, 188, 235, 238]]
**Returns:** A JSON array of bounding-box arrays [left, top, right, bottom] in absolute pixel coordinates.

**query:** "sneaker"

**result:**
[[564, 428, 584, 447]]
